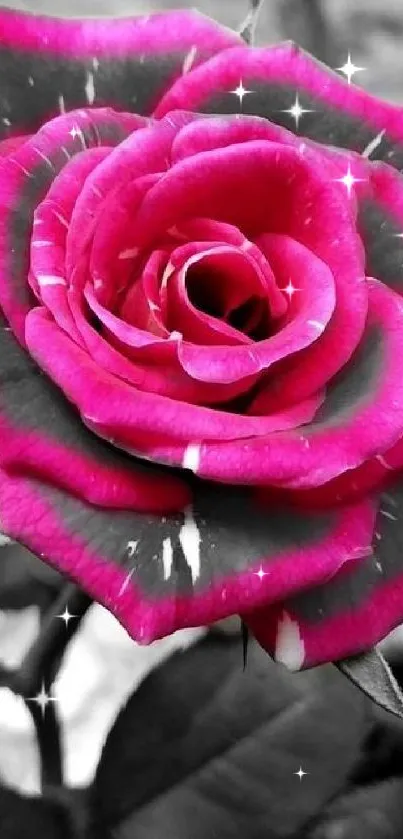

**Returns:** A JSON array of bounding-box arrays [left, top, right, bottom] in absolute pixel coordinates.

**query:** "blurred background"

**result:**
[[2, 2, 403, 837]]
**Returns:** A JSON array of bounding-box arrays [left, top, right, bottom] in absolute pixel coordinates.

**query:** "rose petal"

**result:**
[[136, 281, 403, 488], [156, 44, 403, 170], [0, 107, 141, 344], [0, 314, 189, 515], [246, 481, 403, 668], [128, 140, 364, 384], [0, 466, 375, 644], [25, 306, 329, 444], [0, 7, 241, 138]]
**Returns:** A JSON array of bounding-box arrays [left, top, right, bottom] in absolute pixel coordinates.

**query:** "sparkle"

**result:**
[[27, 682, 57, 717], [282, 94, 313, 130], [69, 125, 86, 148], [337, 52, 365, 85], [28, 76, 35, 86], [56, 606, 76, 627], [281, 279, 300, 300], [294, 766, 309, 781], [231, 79, 252, 106], [2, 117, 11, 127], [334, 163, 364, 198], [254, 566, 268, 581]]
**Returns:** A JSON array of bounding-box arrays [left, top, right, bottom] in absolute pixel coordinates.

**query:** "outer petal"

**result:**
[[246, 481, 403, 669], [0, 8, 241, 138], [0, 107, 143, 344], [0, 313, 189, 515], [156, 44, 403, 170], [0, 465, 376, 644]]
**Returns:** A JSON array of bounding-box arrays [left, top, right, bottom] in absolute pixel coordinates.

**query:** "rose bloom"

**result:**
[[1, 7, 403, 673]]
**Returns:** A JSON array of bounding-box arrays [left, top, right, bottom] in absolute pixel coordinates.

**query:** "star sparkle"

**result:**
[[294, 766, 309, 781], [254, 566, 268, 581], [231, 79, 252, 107], [334, 163, 364, 198], [282, 94, 313, 130], [56, 605, 76, 627], [69, 124, 86, 148], [281, 279, 300, 300], [337, 52, 365, 85], [27, 682, 57, 717]]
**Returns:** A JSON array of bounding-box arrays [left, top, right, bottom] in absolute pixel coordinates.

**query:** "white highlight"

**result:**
[[307, 319, 324, 331], [34, 148, 54, 169], [118, 247, 140, 261], [376, 453, 393, 470], [37, 275, 66, 287], [179, 506, 201, 584], [162, 537, 173, 580], [127, 540, 138, 558], [85, 71, 95, 105], [118, 568, 135, 597], [274, 611, 305, 671], [52, 209, 69, 229], [0, 533, 12, 547], [380, 509, 398, 522], [362, 130, 386, 159], [32, 240, 52, 247], [161, 260, 175, 290], [182, 45, 198, 74], [182, 443, 201, 473], [58, 94, 66, 114]]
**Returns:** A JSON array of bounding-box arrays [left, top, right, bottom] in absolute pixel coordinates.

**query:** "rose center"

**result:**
[[185, 249, 271, 340]]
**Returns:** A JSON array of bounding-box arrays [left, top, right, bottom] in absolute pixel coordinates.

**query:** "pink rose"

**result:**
[[1, 7, 403, 672]]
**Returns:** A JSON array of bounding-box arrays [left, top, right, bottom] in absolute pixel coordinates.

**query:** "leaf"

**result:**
[[0, 540, 61, 611], [308, 779, 403, 839], [91, 634, 371, 839], [0, 780, 65, 839], [336, 648, 403, 719]]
